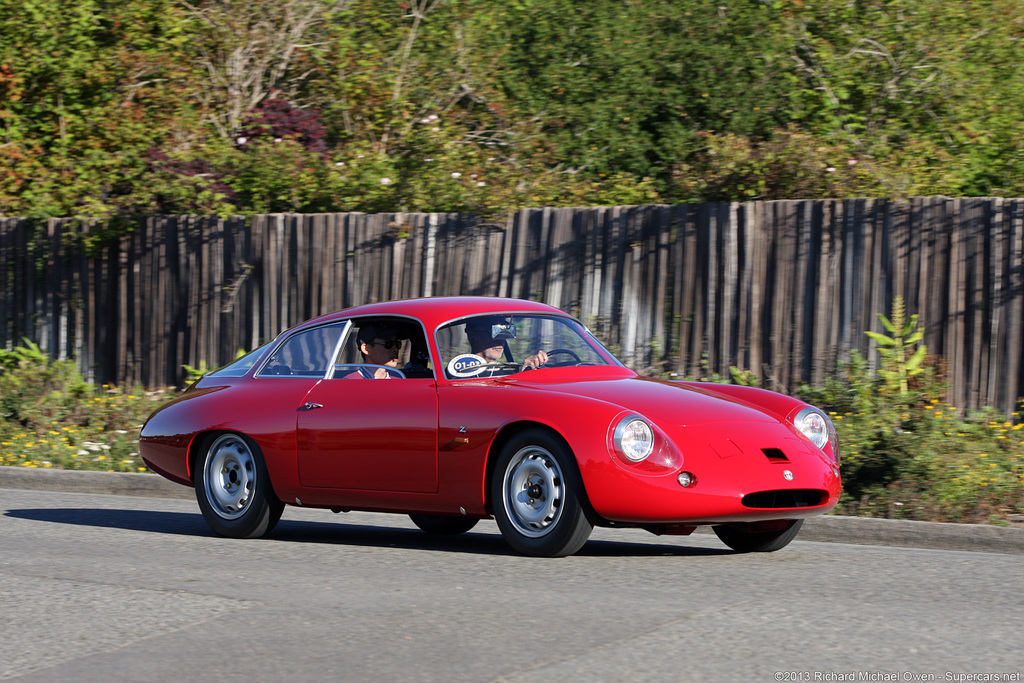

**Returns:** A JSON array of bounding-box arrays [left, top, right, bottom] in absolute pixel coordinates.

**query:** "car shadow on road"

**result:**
[[5, 507, 734, 557], [271, 518, 733, 556]]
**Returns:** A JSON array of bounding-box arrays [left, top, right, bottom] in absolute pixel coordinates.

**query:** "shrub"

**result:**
[[798, 299, 1022, 524], [0, 341, 176, 472]]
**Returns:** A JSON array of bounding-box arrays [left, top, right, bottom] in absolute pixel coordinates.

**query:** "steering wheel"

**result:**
[[544, 348, 583, 365]]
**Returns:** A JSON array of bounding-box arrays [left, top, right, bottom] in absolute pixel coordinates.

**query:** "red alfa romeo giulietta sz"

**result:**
[[140, 297, 841, 557]]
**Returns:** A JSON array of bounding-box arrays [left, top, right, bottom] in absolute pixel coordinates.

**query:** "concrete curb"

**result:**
[[0, 465, 191, 500], [3, 465, 1023, 555]]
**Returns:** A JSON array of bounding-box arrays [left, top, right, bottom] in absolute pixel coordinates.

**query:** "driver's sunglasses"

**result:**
[[369, 339, 403, 350]]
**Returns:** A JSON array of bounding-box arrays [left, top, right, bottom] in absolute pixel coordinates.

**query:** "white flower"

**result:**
[[335, 161, 345, 167], [380, 177, 392, 185], [236, 137, 247, 145], [477, 181, 486, 187], [451, 172, 462, 179], [848, 159, 858, 166], [825, 167, 836, 173]]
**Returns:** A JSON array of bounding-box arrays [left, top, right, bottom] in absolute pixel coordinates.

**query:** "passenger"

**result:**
[[346, 323, 405, 378]]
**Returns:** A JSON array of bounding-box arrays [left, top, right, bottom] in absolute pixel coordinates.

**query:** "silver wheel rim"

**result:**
[[203, 434, 256, 520], [501, 445, 564, 538]]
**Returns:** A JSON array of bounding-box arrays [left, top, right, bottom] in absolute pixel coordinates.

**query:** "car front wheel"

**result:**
[[491, 429, 593, 557], [195, 432, 284, 539], [713, 519, 804, 552]]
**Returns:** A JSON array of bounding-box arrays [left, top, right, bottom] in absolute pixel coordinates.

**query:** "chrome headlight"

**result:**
[[613, 416, 655, 462], [793, 407, 839, 464], [794, 407, 830, 449]]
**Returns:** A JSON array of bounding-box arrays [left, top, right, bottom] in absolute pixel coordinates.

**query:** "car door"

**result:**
[[295, 318, 439, 492], [295, 376, 439, 492]]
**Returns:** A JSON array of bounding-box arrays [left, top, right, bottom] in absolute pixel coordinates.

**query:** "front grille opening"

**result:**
[[762, 448, 788, 463], [742, 489, 826, 508]]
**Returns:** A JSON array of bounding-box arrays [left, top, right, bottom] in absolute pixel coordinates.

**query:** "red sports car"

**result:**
[[140, 297, 841, 557]]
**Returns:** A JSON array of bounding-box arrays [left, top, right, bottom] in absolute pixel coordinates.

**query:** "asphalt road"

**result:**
[[2, 471, 1023, 682]]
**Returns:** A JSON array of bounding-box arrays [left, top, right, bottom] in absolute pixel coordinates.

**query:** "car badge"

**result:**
[[782, 470, 794, 481], [447, 353, 488, 378]]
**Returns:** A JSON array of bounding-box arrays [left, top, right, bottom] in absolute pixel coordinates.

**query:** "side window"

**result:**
[[332, 317, 433, 379], [258, 323, 346, 378]]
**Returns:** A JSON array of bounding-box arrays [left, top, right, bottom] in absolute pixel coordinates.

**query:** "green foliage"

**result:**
[[0, 339, 91, 427], [0, 0, 195, 218], [728, 366, 760, 387], [672, 128, 962, 201], [866, 296, 928, 395], [818, 396, 1024, 525], [0, 343, 177, 471], [5, 0, 1024, 222], [181, 360, 210, 387], [798, 302, 1022, 524]]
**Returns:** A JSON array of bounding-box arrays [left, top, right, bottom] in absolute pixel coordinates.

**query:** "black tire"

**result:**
[[713, 519, 804, 552], [409, 514, 480, 535], [491, 428, 593, 557], [194, 432, 284, 539]]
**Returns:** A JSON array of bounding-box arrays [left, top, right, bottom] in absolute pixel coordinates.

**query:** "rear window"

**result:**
[[207, 343, 274, 378]]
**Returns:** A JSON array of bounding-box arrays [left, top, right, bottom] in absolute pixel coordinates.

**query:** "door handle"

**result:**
[[303, 402, 323, 411]]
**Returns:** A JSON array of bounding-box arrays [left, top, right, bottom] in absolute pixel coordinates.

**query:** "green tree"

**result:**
[[0, 0, 195, 218]]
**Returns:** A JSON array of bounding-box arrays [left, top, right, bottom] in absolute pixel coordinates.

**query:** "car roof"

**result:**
[[294, 296, 569, 332]]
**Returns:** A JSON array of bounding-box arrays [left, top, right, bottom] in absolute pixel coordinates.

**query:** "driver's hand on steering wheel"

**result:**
[[521, 349, 548, 370]]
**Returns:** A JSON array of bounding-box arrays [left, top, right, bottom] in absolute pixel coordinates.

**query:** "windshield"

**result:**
[[436, 314, 619, 379]]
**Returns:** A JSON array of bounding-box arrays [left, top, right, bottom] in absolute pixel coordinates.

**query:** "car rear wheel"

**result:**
[[713, 519, 804, 552], [195, 432, 284, 539], [491, 429, 593, 557], [409, 514, 479, 535]]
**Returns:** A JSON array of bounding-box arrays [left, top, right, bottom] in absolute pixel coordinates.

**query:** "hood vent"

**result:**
[[762, 448, 789, 463]]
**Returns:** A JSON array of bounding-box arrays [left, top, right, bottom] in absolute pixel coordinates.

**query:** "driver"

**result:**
[[465, 317, 547, 373]]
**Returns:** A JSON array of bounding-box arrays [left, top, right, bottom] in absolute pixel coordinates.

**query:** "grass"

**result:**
[[0, 383, 177, 472]]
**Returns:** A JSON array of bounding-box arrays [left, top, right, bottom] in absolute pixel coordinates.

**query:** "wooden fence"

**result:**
[[2, 197, 1023, 413]]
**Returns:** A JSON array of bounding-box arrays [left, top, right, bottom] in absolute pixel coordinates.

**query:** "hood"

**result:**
[[505, 372, 780, 428]]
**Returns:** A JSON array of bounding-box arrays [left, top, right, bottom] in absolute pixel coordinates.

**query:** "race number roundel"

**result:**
[[447, 353, 487, 378]]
